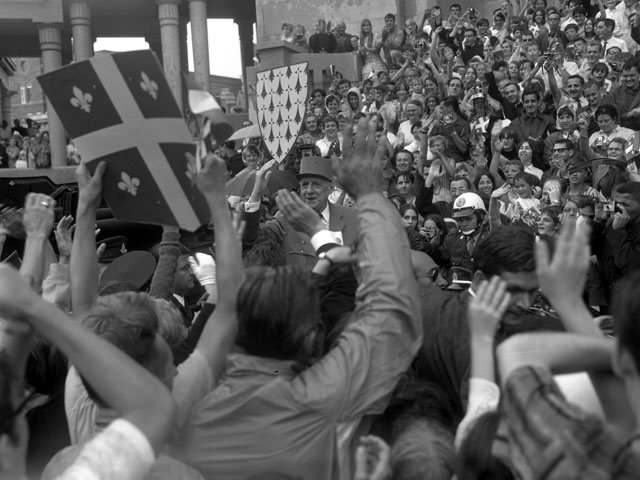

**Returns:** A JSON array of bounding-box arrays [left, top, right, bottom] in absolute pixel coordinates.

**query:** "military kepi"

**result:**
[[297, 156, 333, 181]]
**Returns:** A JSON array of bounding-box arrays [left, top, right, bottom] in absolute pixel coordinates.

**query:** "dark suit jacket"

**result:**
[[243, 202, 358, 271]]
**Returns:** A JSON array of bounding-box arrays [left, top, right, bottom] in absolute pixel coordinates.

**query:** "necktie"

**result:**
[[603, 40, 608, 55], [467, 236, 476, 255], [319, 212, 329, 229]]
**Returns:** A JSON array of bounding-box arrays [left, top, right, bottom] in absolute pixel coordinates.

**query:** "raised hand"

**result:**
[[491, 183, 510, 198], [189, 252, 216, 286], [23, 193, 55, 239], [275, 189, 324, 237], [354, 435, 391, 480], [535, 220, 590, 305], [468, 276, 511, 339], [189, 152, 227, 205], [335, 118, 383, 199], [76, 161, 106, 211], [612, 205, 630, 230], [54, 215, 74, 262], [0, 207, 25, 239]]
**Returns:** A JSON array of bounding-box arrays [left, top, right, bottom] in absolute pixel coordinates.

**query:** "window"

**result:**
[[19, 84, 32, 104]]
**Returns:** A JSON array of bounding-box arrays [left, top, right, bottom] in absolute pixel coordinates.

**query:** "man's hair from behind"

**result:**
[[243, 238, 286, 268], [614, 271, 640, 373], [82, 292, 159, 369], [79, 292, 161, 405], [390, 418, 456, 480], [473, 226, 536, 277], [236, 266, 320, 363]]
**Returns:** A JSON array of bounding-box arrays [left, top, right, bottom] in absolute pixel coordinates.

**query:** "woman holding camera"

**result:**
[[428, 96, 471, 163]]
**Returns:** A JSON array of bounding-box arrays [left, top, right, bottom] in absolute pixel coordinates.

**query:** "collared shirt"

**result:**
[[589, 125, 636, 153], [524, 164, 543, 179], [510, 112, 555, 144], [320, 202, 331, 228], [173, 194, 422, 480]]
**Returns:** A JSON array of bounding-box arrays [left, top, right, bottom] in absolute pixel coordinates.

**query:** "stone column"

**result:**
[[38, 24, 66, 167], [235, 17, 254, 110], [156, 0, 183, 109], [188, 0, 210, 92], [69, 1, 93, 62]]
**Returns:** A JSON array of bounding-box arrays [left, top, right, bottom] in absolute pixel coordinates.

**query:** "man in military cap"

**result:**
[[242, 156, 358, 270]]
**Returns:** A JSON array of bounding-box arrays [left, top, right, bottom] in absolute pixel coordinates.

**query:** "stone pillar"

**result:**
[[38, 24, 67, 168], [235, 17, 254, 111], [188, 0, 210, 92], [156, 0, 183, 109], [69, 1, 93, 62]]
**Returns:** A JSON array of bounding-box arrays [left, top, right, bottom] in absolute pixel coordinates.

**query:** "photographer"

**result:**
[[592, 182, 640, 305]]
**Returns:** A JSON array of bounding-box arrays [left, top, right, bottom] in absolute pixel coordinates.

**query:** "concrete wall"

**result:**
[[0, 0, 63, 22]]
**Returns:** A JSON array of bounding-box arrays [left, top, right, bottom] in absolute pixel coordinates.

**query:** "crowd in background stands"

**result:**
[[4, 0, 640, 479], [0, 119, 52, 168]]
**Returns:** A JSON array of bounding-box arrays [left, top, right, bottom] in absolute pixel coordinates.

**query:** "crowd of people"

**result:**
[[0, 119, 52, 169], [2, 0, 640, 479]]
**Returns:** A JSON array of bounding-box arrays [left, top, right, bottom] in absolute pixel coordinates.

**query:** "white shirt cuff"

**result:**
[[310, 230, 343, 251], [244, 200, 260, 213], [454, 378, 501, 449]]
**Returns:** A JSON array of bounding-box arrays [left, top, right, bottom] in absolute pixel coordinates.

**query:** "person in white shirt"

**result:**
[[315, 115, 343, 157]]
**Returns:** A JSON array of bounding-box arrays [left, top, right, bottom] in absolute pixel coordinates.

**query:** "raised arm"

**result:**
[[0, 265, 175, 455], [19, 193, 56, 291], [303, 118, 422, 421], [190, 153, 245, 381], [535, 221, 635, 433], [70, 162, 105, 317], [455, 277, 511, 447]]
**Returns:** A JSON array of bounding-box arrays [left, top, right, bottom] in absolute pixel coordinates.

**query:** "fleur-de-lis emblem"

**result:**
[[120, 243, 127, 254], [117, 171, 140, 196], [140, 71, 158, 100], [70, 86, 93, 113]]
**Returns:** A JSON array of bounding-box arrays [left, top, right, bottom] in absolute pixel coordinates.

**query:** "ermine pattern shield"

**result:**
[[256, 62, 308, 163], [37, 50, 209, 231]]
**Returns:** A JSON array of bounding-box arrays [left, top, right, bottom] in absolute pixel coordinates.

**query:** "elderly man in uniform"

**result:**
[[242, 156, 358, 270]]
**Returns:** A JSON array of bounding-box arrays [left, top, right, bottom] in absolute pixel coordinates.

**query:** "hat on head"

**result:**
[[99, 251, 157, 290], [297, 156, 333, 181], [97, 236, 129, 263]]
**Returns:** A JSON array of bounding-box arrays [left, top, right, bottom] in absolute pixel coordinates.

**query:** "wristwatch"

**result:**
[[318, 251, 334, 266]]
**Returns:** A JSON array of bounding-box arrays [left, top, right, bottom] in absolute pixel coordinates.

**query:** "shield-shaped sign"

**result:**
[[255, 62, 308, 163]]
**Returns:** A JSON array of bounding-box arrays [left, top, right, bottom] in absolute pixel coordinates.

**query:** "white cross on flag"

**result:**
[[37, 50, 209, 231]]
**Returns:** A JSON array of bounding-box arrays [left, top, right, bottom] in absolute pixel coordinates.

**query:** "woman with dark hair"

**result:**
[[531, 8, 549, 36], [473, 168, 498, 207], [429, 96, 471, 163], [399, 203, 420, 230], [584, 18, 595, 40], [419, 213, 448, 266], [491, 126, 518, 163], [359, 19, 387, 79]]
